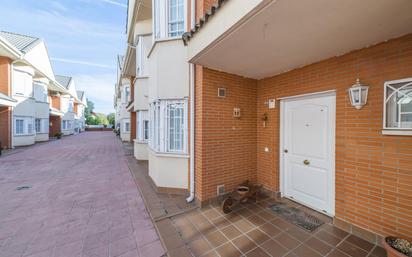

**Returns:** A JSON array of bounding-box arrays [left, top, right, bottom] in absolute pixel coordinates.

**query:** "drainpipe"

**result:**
[[186, 0, 196, 203]]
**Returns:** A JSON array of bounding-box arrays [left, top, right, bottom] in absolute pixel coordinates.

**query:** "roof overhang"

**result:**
[[123, 44, 136, 77], [186, 0, 412, 79], [0, 95, 17, 107], [49, 108, 64, 117], [126, 0, 152, 44], [0, 36, 22, 60]]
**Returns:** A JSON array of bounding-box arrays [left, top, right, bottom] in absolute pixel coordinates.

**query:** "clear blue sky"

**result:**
[[0, 0, 127, 114]]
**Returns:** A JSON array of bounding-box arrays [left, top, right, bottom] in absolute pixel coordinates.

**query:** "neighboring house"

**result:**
[[181, 0, 412, 244], [0, 58, 17, 150], [114, 55, 131, 142], [122, 0, 189, 191], [75, 90, 87, 133], [55, 75, 80, 136], [0, 31, 66, 147]]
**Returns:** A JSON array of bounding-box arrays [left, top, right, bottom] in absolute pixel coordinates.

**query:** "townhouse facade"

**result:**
[[120, 0, 412, 244], [75, 90, 87, 133], [114, 55, 132, 141], [0, 31, 87, 149], [121, 0, 190, 192]]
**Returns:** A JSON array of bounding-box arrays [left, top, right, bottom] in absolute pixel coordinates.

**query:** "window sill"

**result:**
[[133, 139, 148, 144], [382, 130, 412, 136], [148, 147, 189, 158]]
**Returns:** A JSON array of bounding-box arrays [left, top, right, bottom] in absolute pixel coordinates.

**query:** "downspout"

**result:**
[[186, 0, 196, 203], [9, 59, 20, 149]]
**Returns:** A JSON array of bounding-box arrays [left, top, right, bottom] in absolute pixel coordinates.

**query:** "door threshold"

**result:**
[[281, 195, 335, 219]]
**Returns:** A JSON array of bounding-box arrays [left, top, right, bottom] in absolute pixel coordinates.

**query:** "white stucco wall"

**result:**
[[148, 39, 189, 102], [148, 150, 188, 189], [134, 78, 149, 111], [134, 140, 148, 160]]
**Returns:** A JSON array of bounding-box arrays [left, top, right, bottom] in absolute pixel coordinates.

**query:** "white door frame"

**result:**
[[279, 90, 336, 216]]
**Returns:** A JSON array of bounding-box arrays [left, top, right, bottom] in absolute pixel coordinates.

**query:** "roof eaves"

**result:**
[[182, 0, 228, 46]]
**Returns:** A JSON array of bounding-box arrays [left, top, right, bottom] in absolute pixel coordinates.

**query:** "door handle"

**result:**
[[303, 160, 310, 165], [284, 149, 288, 153]]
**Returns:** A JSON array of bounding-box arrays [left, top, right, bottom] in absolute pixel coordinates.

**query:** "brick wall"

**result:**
[[0, 57, 11, 149], [0, 57, 11, 95], [195, 66, 258, 202], [196, 34, 412, 240], [50, 94, 61, 110], [257, 34, 412, 240], [0, 107, 11, 149]]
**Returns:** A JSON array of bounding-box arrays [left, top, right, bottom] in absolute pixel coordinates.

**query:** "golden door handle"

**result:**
[[303, 160, 310, 165]]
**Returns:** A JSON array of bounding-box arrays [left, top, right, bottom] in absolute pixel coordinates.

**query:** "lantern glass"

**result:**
[[348, 79, 369, 109]]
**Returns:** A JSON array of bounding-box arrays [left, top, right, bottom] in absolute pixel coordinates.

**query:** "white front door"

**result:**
[[281, 92, 335, 215]]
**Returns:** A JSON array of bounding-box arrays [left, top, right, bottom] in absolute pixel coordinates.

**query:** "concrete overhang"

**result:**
[[0, 93, 17, 107], [49, 107, 64, 117], [187, 0, 412, 79]]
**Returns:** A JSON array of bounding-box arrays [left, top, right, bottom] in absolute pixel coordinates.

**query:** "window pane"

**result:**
[[385, 81, 412, 128]]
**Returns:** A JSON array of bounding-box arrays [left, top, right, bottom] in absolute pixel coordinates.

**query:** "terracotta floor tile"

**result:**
[[247, 229, 270, 245], [292, 244, 323, 257], [233, 219, 254, 233], [221, 225, 242, 240], [259, 223, 281, 237], [327, 249, 351, 257], [337, 241, 369, 257], [287, 227, 311, 242], [195, 220, 215, 235], [274, 232, 300, 250], [205, 230, 227, 248], [247, 215, 266, 226], [168, 246, 193, 257], [201, 250, 219, 257], [344, 235, 375, 252], [188, 237, 212, 256], [261, 239, 288, 257], [305, 236, 334, 255], [315, 230, 344, 247], [156, 219, 177, 237], [211, 216, 230, 229], [236, 208, 254, 218], [162, 233, 184, 250], [271, 218, 294, 231], [245, 247, 271, 257], [203, 209, 221, 220], [257, 210, 277, 222], [322, 225, 349, 239], [216, 242, 242, 257], [370, 245, 387, 257], [232, 235, 257, 254]]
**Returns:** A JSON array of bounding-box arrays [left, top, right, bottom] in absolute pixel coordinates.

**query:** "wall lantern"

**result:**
[[348, 78, 369, 109]]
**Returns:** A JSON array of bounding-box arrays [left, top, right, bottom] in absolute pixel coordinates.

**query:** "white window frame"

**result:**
[[148, 99, 188, 154], [123, 119, 131, 133], [15, 119, 24, 135], [14, 116, 34, 136], [382, 78, 412, 136], [137, 110, 149, 142], [12, 67, 33, 97], [153, 0, 187, 40], [35, 118, 41, 133]]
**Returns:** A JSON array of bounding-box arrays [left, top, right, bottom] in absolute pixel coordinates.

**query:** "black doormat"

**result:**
[[268, 202, 324, 232]]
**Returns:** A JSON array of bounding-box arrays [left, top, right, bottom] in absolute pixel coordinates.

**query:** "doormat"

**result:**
[[268, 202, 324, 232]]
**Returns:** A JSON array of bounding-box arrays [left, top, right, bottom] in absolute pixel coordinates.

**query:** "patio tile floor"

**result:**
[[123, 141, 387, 257]]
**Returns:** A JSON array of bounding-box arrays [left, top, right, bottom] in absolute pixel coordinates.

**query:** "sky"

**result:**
[[0, 0, 127, 114]]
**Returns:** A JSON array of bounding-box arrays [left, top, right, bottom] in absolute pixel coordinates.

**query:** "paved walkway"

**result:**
[[0, 132, 164, 257]]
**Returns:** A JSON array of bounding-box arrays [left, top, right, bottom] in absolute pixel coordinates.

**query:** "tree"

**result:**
[[85, 99, 94, 118], [107, 113, 115, 127]]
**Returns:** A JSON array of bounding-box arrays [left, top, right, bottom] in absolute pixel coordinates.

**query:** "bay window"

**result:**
[[14, 116, 34, 136], [383, 78, 412, 135], [35, 118, 49, 134], [123, 119, 130, 133], [137, 111, 149, 142], [149, 99, 187, 154], [153, 0, 185, 40]]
